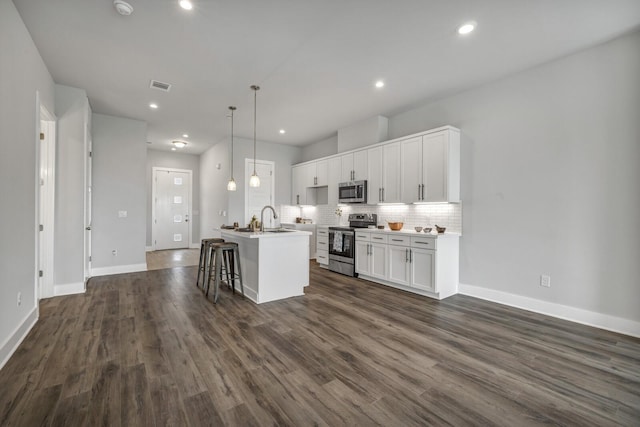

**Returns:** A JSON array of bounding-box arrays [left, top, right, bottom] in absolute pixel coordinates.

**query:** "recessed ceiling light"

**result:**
[[149, 103, 158, 109], [179, 0, 193, 10], [458, 22, 476, 35], [375, 80, 385, 88], [171, 147, 177, 151], [182, 134, 189, 138], [279, 129, 286, 134]]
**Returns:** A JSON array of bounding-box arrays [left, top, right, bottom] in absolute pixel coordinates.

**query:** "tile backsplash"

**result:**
[[279, 203, 462, 233]]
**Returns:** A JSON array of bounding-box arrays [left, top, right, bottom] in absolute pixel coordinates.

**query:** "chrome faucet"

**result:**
[[260, 205, 278, 232]]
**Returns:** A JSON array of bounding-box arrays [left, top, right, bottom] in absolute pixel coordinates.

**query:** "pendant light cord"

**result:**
[[251, 85, 260, 174]]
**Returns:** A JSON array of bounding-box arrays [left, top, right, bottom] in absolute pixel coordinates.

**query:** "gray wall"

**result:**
[[146, 149, 201, 247], [200, 136, 302, 236], [0, 0, 55, 360], [54, 84, 87, 285], [300, 134, 338, 163], [92, 113, 147, 270], [387, 30, 640, 322], [337, 115, 388, 153]]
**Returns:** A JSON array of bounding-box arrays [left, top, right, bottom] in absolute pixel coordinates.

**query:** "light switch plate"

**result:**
[[118, 210, 127, 218]]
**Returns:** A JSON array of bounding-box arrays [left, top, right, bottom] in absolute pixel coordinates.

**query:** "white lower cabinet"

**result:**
[[355, 230, 458, 300], [316, 226, 329, 266]]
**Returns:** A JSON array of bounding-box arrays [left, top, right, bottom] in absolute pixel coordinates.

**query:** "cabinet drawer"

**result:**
[[411, 236, 437, 249], [355, 232, 371, 241], [317, 228, 329, 237], [316, 239, 328, 249], [370, 234, 388, 244], [387, 235, 410, 246], [316, 249, 329, 265]]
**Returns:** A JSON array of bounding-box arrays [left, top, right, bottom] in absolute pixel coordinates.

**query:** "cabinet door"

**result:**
[[327, 157, 342, 205], [302, 162, 316, 188], [410, 248, 435, 292], [422, 132, 447, 202], [370, 243, 387, 280], [382, 142, 401, 203], [355, 241, 370, 275], [401, 136, 423, 203], [341, 153, 354, 181], [353, 150, 368, 181], [387, 245, 410, 286], [367, 146, 383, 204], [316, 159, 328, 186], [291, 166, 304, 205]]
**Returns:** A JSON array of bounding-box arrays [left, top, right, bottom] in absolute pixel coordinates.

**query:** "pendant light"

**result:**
[[227, 106, 237, 191], [248, 85, 261, 188]]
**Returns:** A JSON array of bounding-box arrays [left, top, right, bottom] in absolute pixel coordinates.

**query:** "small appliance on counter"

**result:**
[[329, 213, 377, 277]]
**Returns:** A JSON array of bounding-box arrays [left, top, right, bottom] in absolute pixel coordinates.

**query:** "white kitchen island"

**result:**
[[219, 229, 311, 304]]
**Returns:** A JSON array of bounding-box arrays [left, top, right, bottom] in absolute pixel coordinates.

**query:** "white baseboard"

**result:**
[[0, 306, 39, 371], [458, 283, 640, 338], [91, 263, 148, 277], [54, 282, 85, 296], [190, 243, 200, 249], [145, 246, 153, 252]]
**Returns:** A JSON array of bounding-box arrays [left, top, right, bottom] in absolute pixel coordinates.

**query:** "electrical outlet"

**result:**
[[112, 249, 118, 256], [540, 274, 551, 288], [17, 292, 21, 307]]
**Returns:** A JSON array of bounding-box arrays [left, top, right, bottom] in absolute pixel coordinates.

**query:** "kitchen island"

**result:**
[[219, 228, 311, 304]]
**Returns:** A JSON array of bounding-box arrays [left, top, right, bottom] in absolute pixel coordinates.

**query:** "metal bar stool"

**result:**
[[196, 238, 224, 290], [206, 242, 244, 303]]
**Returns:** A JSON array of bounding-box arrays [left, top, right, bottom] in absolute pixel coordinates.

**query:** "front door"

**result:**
[[154, 169, 191, 250]]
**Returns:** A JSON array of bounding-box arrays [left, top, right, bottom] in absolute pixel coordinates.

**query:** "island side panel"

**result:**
[[257, 235, 309, 303], [220, 233, 259, 303]]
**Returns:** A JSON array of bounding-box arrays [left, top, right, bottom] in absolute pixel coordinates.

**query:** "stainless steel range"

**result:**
[[329, 213, 377, 277]]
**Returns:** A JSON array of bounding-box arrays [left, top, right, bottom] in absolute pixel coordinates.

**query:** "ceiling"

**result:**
[[13, 0, 640, 154]]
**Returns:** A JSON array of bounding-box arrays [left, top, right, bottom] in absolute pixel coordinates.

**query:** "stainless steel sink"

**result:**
[[264, 228, 294, 233]]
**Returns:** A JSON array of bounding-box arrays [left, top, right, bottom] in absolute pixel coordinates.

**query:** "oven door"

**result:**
[[328, 229, 355, 262]]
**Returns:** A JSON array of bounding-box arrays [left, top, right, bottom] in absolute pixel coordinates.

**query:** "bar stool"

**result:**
[[196, 238, 224, 290], [206, 242, 244, 303]]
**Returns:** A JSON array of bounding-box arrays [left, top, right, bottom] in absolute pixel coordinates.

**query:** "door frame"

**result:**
[[83, 99, 92, 284], [36, 93, 56, 300], [244, 158, 275, 224], [151, 167, 193, 251]]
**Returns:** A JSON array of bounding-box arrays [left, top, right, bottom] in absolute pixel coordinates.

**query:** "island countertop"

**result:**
[[217, 228, 312, 239]]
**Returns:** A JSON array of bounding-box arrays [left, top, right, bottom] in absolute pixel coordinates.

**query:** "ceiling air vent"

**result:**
[[150, 80, 172, 92]]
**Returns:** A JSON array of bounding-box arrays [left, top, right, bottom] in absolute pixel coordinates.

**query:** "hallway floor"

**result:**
[[146, 248, 199, 270]]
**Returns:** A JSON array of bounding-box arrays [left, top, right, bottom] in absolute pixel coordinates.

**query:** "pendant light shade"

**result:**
[[249, 85, 261, 188], [227, 106, 237, 191]]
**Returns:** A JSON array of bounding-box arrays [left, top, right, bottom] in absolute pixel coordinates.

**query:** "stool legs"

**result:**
[[206, 243, 244, 303], [196, 241, 206, 288]]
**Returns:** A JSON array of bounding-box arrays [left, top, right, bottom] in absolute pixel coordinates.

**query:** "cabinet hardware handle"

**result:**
[[410, 249, 413, 262], [415, 241, 429, 245], [296, 195, 299, 204], [418, 184, 421, 200], [392, 239, 402, 242], [421, 184, 425, 200], [379, 188, 382, 202], [373, 237, 383, 240], [405, 248, 408, 262], [382, 187, 385, 201]]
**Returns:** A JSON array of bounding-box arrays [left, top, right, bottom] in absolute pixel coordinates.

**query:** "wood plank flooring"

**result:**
[[146, 248, 200, 271], [1, 262, 639, 426]]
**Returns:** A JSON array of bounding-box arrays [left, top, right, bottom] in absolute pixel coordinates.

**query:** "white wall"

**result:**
[[300, 135, 338, 163], [337, 115, 388, 153], [200, 136, 302, 236], [146, 150, 200, 247], [54, 85, 88, 286], [388, 30, 640, 323], [0, 0, 55, 365], [91, 113, 147, 274]]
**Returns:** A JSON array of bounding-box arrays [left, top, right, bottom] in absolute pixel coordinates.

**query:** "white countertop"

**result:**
[[219, 228, 312, 239], [355, 228, 461, 237]]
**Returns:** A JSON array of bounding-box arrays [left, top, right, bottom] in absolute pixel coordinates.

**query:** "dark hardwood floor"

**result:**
[[1, 262, 639, 426]]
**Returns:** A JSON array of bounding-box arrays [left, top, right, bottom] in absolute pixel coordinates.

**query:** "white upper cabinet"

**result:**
[[341, 150, 367, 182], [368, 142, 401, 203], [401, 128, 460, 203], [327, 157, 341, 205], [315, 159, 328, 187]]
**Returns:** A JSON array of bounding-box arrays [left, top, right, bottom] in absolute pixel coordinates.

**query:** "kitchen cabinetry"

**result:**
[[368, 142, 401, 203], [401, 128, 460, 203], [340, 150, 367, 182], [316, 226, 329, 266], [291, 165, 306, 205], [327, 157, 342, 205], [282, 223, 317, 259], [291, 160, 329, 205], [355, 232, 387, 280], [354, 229, 458, 300]]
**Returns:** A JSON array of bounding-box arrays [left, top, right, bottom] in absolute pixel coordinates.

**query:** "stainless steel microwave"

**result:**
[[338, 180, 367, 204]]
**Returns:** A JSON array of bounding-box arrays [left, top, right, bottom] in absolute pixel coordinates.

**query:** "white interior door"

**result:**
[[38, 115, 55, 299], [154, 169, 191, 250], [245, 160, 275, 227], [84, 105, 92, 283]]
